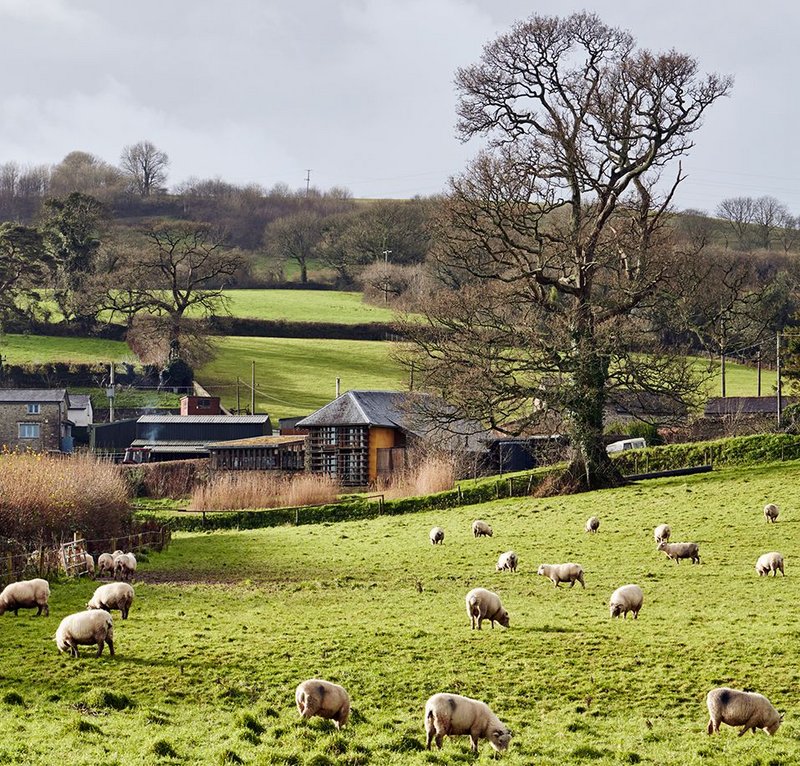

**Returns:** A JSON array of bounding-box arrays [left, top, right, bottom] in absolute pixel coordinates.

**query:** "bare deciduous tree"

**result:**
[[120, 140, 169, 197], [402, 12, 731, 490]]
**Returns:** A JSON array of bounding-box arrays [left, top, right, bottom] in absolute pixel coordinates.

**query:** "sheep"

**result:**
[[706, 687, 782, 736], [764, 503, 780, 523], [585, 516, 600, 533], [755, 552, 785, 577], [424, 692, 512, 753], [537, 562, 585, 588], [55, 610, 114, 658], [83, 552, 95, 578], [429, 527, 445, 545], [87, 582, 135, 620], [465, 587, 509, 630], [97, 553, 115, 578], [472, 520, 493, 538], [295, 679, 350, 729], [0, 578, 50, 617], [496, 551, 518, 573], [609, 584, 644, 619], [654, 523, 671, 544], [114, 552, 137, 581], [657, 541, 700, 564]]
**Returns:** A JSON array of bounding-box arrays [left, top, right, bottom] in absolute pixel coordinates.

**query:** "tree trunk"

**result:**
[[300, 260, 308, 283]]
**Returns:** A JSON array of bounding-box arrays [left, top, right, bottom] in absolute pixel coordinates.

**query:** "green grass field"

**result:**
[[196, 337, 409, 421], [0, 334, 133, 365], [2, 461, 800, 764]]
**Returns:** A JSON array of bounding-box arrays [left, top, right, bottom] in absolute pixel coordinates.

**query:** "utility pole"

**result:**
[[409, 361, 414, 391], [236, 377, 241, 414], [382, 248, 392, 303], [757, 348, 762, 397], [720, 351, 726, 397], [336, 377, 340, 397], [305, 169, 312, 197], [777, 331, 782, 427], [108, 363, 116, 423], [251, 361, 256, 415]]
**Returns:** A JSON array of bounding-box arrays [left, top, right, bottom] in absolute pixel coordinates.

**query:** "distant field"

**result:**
[[196, 336, 408, 421], [0, 334, 133, 365], [3, 460, 800, 764]]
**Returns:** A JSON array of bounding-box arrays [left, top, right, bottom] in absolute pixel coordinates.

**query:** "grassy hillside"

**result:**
[[196, 336, 409, 420], [0, 334, 132, 365], [1, 461, 799, 764]]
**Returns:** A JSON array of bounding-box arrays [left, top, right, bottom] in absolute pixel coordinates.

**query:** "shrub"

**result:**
[[0, 452, 131, 544], [190, 473, 340, 512], [124, 459, 208, 499]]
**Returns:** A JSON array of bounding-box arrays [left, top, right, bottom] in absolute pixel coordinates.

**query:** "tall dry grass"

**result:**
[[190, 472, 341, 511], [0, 451, 132, 545], [380, 452, 456, 499]]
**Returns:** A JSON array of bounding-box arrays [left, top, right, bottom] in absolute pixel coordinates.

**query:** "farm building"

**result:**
[[704, 396, 798, 418], [207, 435, 306, 472], [0, 388, 74, 453], [129, 414, 273, 461], [604, 390, 688, 425], [67, 393, 93, 445], [296, 390, 489, 486]]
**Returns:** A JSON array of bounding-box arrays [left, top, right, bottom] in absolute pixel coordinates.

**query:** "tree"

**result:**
[[0, 223, 48, 322], [716, 197, 755, 250], [263, 210, 323, 283], [751, 196, 788, 250], [120, 140, 169, 197], [402, 12, 731, 490]]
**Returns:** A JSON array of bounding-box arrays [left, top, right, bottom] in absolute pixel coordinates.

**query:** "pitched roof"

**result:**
[[0, 388, 69, 403], [137, 415, 271, 424], [67, 394, 92, 409], [206, 435, 306, 449], [296, 390, 490, 450]]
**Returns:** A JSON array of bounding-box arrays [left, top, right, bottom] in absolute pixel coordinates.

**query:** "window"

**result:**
[[26, 403, 40, 414], [18, 423, 40, 439]]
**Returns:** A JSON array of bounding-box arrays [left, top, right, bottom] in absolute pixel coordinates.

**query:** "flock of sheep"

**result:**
[[0, 549, 137, 658], [0, 501, 789, 755]]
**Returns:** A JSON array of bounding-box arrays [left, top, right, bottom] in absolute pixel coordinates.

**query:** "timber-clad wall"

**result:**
[[307, 425, 370, 486]]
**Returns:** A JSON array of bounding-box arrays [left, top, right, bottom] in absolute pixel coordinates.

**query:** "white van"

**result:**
[[606, 437, 647, 454]]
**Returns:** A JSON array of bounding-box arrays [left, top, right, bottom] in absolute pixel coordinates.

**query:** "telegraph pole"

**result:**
[[305, 169, 312, 197], [251, 361, 256, 415]]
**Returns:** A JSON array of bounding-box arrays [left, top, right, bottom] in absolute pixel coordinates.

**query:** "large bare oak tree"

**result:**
[[403, 12, 731, 490]]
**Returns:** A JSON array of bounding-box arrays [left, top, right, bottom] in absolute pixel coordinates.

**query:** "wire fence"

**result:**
[[0, 526, 171, 589]]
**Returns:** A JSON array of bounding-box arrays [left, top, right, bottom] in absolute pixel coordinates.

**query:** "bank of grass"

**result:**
[[3, 460, 800, 764], [0, 333, 132, 365]]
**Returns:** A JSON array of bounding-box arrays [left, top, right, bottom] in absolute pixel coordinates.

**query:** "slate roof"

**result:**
[[130, 440, 210, 454], [296, 390, 490, 450], [0, 388, 69, 403], [704, 396, 799, 417], [68, 394, 92, 409]]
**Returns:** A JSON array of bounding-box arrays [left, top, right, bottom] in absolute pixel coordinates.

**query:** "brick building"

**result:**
[[0, 389, 73, 453]]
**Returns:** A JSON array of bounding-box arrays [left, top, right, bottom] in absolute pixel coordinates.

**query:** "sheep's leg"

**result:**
[[96, 640, 104, 657], [469, 733, 480, 752], [425, 726, 434, 750], [106, 636, 114, 656], [706, 718, 715, 735]]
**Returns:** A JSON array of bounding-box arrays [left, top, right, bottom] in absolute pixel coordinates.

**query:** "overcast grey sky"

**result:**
[[0, 0, 797, 212]]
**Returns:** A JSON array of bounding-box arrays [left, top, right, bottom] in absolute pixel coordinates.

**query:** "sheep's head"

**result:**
[[610, 603, 622, 618], [497, 610, 510, 628], [489, 727, 512, 751], [765, 714, 782, 735], [536, 565, 547, 577], [657, 541, 667, 551]]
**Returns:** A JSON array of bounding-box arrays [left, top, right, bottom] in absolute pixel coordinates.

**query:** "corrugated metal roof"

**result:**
[[0, 388, 68, 403], [206, 435, 306, 449], [137, 415, 271, 424], [704, 396, 799, 416], [130, 440, 210, 453]]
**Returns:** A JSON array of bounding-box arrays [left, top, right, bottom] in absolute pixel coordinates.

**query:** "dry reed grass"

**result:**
[[0, 451, 131, 545], [380, 452, 456, 499], [189, 472, 341, 511]]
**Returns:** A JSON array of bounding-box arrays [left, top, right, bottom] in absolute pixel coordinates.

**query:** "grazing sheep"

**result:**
[[472, 520, 493, 538], [87, 582, 135, 619], [0, 578, 50, 617], [114, 552, 137, 581], [654, 524, 671, 544], [496, 551, 518, 573], [657, 541, 700, 564], [97, 553, 115, 578], [83, 552, 95, 577], [609, 584, 644, 619], [295, 679, 350, 729], [425, 692, 512, 753], [537, 562, 585, 588], [429, 527, 445, 545], [756, 552, 785, 577], [706, 687, 782, 736], [585, 516, 600, 533], [465, 587, 509, 630], [55, 610, 114, 658], [764, 503, 780, 523]]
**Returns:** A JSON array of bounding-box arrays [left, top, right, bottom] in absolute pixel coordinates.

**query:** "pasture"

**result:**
[[0, 334, 132, 365], [2, 461, 800, 764]]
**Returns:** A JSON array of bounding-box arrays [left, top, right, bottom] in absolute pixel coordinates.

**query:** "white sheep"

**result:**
[[424, 692, 512, 753], [706, 687, 782, 736], [0, 578, 50, 617], [429, 527, 445, 545], [83, 552, 95, 577], [653, 523, 671, 544], [472, 520, 493, 538], [764, 503, 780, 523], [295, 679, 350, 729], [465, 587, 509, 630], [537, 562, 585, 588], [87, 582, 135, 619], [114, 552, 137, 581], [55, 610, 114, 658], [755, 552, 785, 577], [585, 516, 600, 533], [97, 553, 115, 578], [496, 551, 518, 573], [609, 584, 644, 619], [657, 541, 700, 564]]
